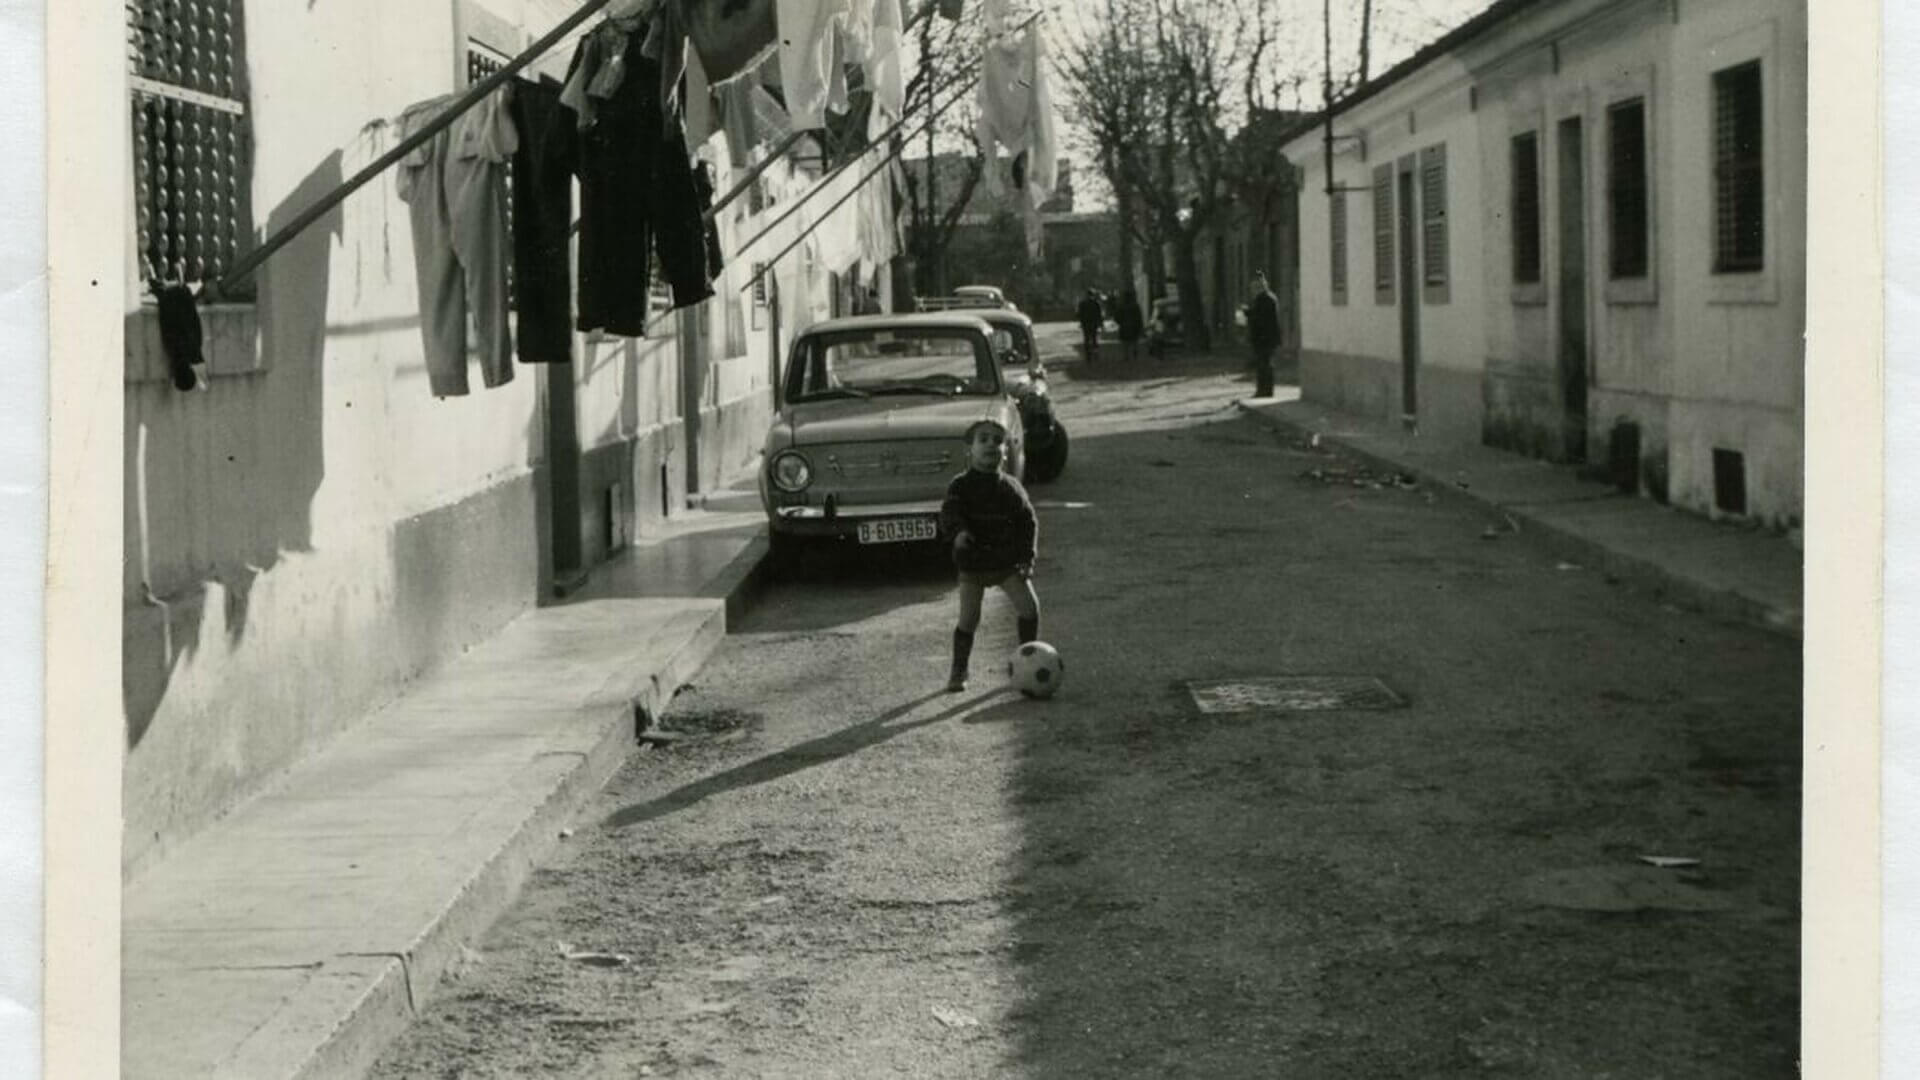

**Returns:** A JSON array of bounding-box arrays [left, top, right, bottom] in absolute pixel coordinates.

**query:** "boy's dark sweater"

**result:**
[[939, 467, 1038, 572]]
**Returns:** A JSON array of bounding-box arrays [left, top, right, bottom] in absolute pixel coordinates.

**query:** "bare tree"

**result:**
[[897, 7, 991, 297]]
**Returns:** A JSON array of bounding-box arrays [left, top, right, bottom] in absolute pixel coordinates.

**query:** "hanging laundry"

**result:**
[[396, 90, 518, 396], [975, 9, 1056, 204], [864, 0, 905, 135], [152, 282, 206, 391], [556, 26, 717, 337], [775, 0, 851, 130], [684, 0, 779, 86], [684, 48, 716, 148], [509, 78, 573, 365], [937, 0, 965, 20], [693, 159, 725, 280], [640, 0, 689, 119]]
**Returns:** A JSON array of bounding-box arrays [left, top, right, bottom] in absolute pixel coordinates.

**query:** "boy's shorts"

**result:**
[[959, 566, 1030, 588]]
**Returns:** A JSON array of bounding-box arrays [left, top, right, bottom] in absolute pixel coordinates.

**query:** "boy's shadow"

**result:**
[[601, 687, 1015, 830]]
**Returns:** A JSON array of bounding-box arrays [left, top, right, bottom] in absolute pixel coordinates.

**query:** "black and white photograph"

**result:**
[[27, 0, 1883, 1074]]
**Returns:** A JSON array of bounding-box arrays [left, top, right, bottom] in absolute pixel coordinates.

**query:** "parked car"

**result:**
[[972, 307, 1069, 483], [760, 313, 1029, 560], [913, 285, 1018, 313]]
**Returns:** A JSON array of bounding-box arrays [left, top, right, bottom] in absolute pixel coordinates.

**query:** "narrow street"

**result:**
[[370, 326, 1800, 1079]]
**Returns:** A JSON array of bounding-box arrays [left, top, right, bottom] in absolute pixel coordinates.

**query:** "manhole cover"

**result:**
[[1185, 675, 1406, 714]]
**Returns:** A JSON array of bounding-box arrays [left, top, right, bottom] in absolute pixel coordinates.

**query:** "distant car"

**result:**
[[972, 307, 1069, 483], [914, 285, 1018, 313], [759, 313, 1030, 559], [1148, 297, 1183, 354]]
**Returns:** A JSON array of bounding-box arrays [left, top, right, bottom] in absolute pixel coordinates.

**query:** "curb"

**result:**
[[1233, 401, 1801, 641], [282, 539, 771, 1080]]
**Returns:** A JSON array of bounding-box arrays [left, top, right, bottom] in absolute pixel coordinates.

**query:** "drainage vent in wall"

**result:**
[[1186, 676, 1407, 715], [1712, 448, 1747, 516]]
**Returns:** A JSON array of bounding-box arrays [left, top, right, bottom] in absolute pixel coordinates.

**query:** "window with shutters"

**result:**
[[1329, 190, 1348, 306], [1372, 164, 1394, 304], [1419, 144, 1448, 303], [1607, 99, 1649, 280], [1712, 60, 1764, 274], [751, 263, 769, 330], [127, 0, 255, 298], [1510, 131, 1542, 287]]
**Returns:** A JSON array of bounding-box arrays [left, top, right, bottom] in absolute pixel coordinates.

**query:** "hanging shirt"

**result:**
[[684, 0, 779, 86], [555, 28, 717, 336], [775, 0, 850, 130], [976, 20, 1057, 203]]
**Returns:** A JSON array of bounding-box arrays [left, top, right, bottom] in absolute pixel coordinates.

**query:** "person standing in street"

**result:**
[[1075, 288, 1104, 366], [1115, 287, 1144, 364], [1246, 272, 1280, 398], [940, 419, 1041, 692]]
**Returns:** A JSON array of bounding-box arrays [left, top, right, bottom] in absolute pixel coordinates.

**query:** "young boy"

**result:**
[[939, 419, 1042, 691]]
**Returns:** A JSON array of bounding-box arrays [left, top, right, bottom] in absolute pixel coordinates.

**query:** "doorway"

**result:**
[[1556, 115, 1589, 464], [543, 362, 582, 586], [1396, 165, 1420, 429]]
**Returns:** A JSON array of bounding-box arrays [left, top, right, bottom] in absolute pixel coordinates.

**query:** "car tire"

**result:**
[[1027, 423, 1069, 483]]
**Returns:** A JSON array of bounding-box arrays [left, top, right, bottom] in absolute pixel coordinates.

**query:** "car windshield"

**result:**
[[786, 328, 999, 402]]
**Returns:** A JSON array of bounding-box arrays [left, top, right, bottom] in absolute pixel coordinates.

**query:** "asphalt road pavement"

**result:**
[[370, 325, 1799, 1079]]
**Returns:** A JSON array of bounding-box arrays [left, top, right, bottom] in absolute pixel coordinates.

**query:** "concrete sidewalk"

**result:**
[[122, 502, 770, 1080], [1236, 395, 1803, 640]]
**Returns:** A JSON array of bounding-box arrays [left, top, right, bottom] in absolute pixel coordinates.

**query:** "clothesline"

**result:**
[[211, 0, 620, 297]]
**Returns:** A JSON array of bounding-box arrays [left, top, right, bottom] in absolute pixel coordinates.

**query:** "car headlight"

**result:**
[[770, 450, 812, 493]]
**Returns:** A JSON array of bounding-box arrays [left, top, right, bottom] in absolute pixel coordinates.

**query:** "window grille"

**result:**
[[1510, 131, 1542, 285], [1419, 144, 1448, 288], [752, 263, 769, 306], [1329, 190, 1348, 302], [1607, 99, 1649, 279], [127, 0, 254, 296], [1372, 163, 1394, 301], [1712, 60, 1764, 274]]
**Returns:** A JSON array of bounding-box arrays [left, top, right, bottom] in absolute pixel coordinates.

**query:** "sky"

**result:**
[[1035, 0, 1498, 209]]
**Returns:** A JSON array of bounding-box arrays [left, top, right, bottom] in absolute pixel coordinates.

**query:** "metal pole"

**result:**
[[215, 0, 617, 296]]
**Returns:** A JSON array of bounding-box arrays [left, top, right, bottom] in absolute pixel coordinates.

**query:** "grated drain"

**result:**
[[1185, 675, 1406, 714]]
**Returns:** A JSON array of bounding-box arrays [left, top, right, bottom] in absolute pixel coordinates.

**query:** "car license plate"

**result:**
[[857, 517, 938, 545]]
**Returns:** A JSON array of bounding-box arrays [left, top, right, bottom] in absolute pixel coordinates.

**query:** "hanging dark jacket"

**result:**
[[554, 25, 715, 337]]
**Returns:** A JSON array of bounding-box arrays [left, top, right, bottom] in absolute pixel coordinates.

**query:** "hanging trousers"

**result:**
[[398, 96, 515, 396]]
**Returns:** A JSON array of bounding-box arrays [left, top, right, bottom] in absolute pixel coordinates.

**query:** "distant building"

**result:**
[[1282, 0, 1806, 528]]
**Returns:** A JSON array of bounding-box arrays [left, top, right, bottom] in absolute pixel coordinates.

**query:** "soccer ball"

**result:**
[[1008, 641, 1065, 699]]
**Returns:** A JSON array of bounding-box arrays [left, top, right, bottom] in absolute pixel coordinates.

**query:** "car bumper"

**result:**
[[769, 499, 946, 540]]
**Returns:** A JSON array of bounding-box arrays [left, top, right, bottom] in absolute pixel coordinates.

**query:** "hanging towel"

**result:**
[[556, 28, 717, 336], [396, 89, 519, 396], [775, 0, 851, 130], [976, 15, 1056, 203], [510, 78, 574, 364]]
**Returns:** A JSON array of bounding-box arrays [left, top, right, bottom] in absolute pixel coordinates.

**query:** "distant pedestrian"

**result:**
[[1246, 272, 1280, 398], [1115, 288, 1144, 364], [1075, 288, 1104, 366], [940, 419, 1041, 692]]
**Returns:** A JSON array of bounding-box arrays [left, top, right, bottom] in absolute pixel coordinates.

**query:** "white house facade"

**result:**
[[1285, 0, 1806, 529]]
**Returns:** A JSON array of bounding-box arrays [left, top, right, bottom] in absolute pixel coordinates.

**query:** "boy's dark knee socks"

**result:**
[[951, 629, 975, 673], [1017, 616, 1039, 645]]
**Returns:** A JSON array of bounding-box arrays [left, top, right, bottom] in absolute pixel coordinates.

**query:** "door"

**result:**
[[1556, 116, 1589, 463], [1396, 165, 1420, 429], [543, 362, 582, 584]]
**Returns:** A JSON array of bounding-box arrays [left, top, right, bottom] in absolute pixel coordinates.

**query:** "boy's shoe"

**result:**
[[945, 674, 967, 693]]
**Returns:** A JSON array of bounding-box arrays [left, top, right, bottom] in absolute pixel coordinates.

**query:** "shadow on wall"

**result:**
[[123, 148, 342, 750]]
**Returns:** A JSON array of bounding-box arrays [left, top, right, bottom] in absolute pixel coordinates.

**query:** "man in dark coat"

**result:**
[[1246, 272, 1281, 398], [1075, 288, 1104, 366], [1114, 287, 1145, 364]]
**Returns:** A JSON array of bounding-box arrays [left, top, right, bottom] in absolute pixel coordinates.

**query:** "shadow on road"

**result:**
[[601, 688, 1015, 830]]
